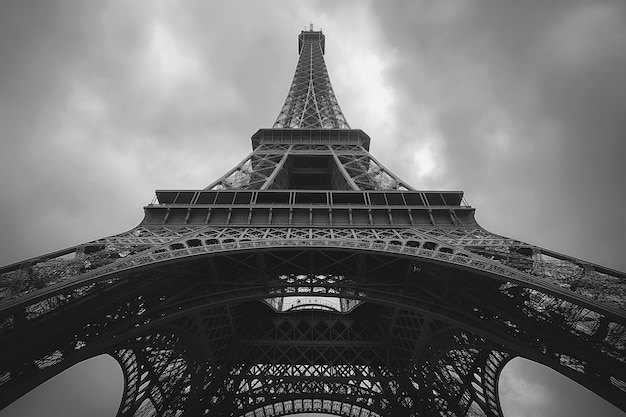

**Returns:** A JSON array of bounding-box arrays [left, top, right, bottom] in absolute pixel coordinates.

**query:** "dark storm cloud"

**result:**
[[371, 0, 626, 270]]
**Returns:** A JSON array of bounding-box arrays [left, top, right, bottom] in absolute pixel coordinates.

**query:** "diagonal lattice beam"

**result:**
[[273, 30, 349, 129]]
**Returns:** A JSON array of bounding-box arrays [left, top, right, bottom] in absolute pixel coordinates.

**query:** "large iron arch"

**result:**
[[1, 244, 624, 415]]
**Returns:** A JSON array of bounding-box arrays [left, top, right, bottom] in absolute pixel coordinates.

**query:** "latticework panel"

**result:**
[[114, 331, 201, 417], [416, 331, 510, 417], [1, 238, 624, 415], [2, 225, 624, 327], [419, 228, 626, 310], [203, 144, 413, 191], [273, 31, 349, 129], [333, 148, 413, 191]]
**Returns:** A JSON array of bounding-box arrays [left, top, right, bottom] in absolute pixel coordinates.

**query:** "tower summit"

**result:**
[[1, 28, 625, 417], [274, 27, 349, 129]]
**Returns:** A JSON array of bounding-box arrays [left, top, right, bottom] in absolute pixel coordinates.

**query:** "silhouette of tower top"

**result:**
[[206, 32, 415, 192], [274, 28, 350, 129], [0, 28, 624, 417]]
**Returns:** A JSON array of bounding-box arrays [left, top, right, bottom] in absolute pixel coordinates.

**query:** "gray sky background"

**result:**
[[0, 1, 625, 416]]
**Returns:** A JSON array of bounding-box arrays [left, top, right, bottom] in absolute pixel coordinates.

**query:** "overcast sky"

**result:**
[[0, 1, 625, 416]]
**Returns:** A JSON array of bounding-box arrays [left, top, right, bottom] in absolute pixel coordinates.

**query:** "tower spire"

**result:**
[[273, 28, 350, 129]]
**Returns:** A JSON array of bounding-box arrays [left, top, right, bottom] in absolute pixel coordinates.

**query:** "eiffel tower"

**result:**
[[1, 27, 625, 417]]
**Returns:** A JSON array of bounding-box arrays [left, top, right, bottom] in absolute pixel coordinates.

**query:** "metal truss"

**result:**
[[1, 28, 625, 417], [2, 226, 622, 313], [114, 331, 202, 417], [1, 230, 624, 415], [205, 144, 413, 191], [273, 30, 349, 129]]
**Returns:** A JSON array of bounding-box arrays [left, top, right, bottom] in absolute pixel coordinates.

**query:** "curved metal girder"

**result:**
[[1, 245, 624, 415]]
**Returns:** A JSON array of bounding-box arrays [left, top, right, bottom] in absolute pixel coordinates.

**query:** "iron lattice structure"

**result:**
[[273, 30, 349, 129], [1, 29, 625, 417]]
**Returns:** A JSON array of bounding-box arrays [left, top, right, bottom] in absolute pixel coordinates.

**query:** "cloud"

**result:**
[[370, 0, 626, 270], [500, 358, 624, 417], [0, 355, 122, 417]]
